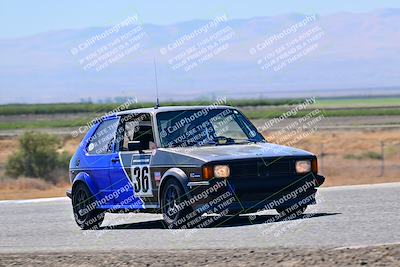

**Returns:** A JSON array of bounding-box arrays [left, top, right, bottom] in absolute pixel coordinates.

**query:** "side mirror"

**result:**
[[128, 141, 146, 152]]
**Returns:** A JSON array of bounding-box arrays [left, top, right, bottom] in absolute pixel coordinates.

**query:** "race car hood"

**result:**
[[156, 142, 313, 164]]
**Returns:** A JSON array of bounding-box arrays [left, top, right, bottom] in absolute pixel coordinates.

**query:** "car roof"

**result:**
[[115, 105, 235, 116]]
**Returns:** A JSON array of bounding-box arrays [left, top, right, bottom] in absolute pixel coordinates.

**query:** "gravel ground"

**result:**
[[1, 244, 399, 266]]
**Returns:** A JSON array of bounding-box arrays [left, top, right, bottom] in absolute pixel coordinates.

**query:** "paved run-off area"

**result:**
[[0, 183, 399, 266]]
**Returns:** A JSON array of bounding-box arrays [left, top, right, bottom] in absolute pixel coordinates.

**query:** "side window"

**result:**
[[116, 113, 155, 151], [87, 118, 119, 155]]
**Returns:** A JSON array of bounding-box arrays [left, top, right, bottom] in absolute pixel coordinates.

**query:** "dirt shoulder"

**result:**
[[0, 185, 70, 200], [1, 244, 399, 266]]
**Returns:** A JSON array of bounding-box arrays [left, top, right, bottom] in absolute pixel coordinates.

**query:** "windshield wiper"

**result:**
[[207, 137, 263, 145], [231, 138, 264, 144]]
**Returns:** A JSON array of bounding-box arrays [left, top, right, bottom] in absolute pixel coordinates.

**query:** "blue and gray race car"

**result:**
[[67, 106, 325, 229]]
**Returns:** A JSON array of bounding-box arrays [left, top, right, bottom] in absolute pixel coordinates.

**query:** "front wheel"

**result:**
[[72, 183, 105, 230], [161, 179, 197, 229]]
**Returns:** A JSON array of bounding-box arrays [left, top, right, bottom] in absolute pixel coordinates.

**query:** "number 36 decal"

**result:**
[[131, 165, 153, 197]]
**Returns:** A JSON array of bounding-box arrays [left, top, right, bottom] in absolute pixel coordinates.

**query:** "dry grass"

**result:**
[[0, 128, 399, 200], [0, 177, 70, 200], [265, 128, 400, 187], [60, 136, 81, 155], [0, 177, 52, 191], [0, 137, 17, 166]]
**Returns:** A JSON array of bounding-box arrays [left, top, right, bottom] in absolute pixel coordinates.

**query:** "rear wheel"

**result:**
[[72, 183, 105, 230], [161, 179, 197, 229]]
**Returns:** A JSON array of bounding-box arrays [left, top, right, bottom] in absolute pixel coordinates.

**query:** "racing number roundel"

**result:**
[[130, 155, 153, 197], [132, 165, 152, 196]]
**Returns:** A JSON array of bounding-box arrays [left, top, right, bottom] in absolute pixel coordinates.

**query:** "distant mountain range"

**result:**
[[1, 9, 400, 104]]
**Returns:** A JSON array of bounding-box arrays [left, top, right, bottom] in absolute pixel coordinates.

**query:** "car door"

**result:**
[[109, 113, 157, 208], [83, 117, 119, 205]]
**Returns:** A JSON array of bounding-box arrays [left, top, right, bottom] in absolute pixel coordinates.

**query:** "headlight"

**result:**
[[214, 165, 230, 178], [295, 160, 311, 174]]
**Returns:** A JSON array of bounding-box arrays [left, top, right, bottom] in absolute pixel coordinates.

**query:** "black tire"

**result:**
[[276, 205, 307, 218], [72, 183, 105, 230], [161, 179, 197, 229]]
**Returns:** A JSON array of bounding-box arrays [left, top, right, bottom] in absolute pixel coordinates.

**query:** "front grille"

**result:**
[[230, 157, 295, 178], [215, 157, 316, 206]]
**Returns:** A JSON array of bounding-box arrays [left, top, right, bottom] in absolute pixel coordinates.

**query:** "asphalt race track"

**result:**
[[1, 182, 399, 255]]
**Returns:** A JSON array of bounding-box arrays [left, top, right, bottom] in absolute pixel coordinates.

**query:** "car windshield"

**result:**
[[156, 108, 264, 148]]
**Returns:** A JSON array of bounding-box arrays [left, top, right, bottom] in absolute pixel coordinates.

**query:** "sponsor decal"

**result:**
[[190, 173, 201, 178], [154, 171, 161, 181]]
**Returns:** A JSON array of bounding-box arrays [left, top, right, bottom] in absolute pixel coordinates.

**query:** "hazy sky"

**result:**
[[1, 0, 400, 38]]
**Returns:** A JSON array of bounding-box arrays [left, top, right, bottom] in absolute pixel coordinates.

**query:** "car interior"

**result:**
[[121, 119, 155, 151]]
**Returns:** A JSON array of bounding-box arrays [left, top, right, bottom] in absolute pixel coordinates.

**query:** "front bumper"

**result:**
[[66, 189, 72, 199], [186, 174, 325, 213], [315, 174, 325, 186]]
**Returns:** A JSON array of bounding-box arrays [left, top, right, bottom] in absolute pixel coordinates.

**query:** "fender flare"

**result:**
[[158, 167, 190, 202], [72, 171, 98, 199]]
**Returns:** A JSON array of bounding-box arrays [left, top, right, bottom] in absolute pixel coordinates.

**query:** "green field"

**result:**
[[0, 99, 303, 116], [244, 107, 400, 119], [0, 119, 85, 130], [313, 97, 400, 108], [0, 107, 400, 130], [0, 97, 399, 130]]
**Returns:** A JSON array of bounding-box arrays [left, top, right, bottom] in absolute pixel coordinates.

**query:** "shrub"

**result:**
[[5, 131, 70, 182]]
